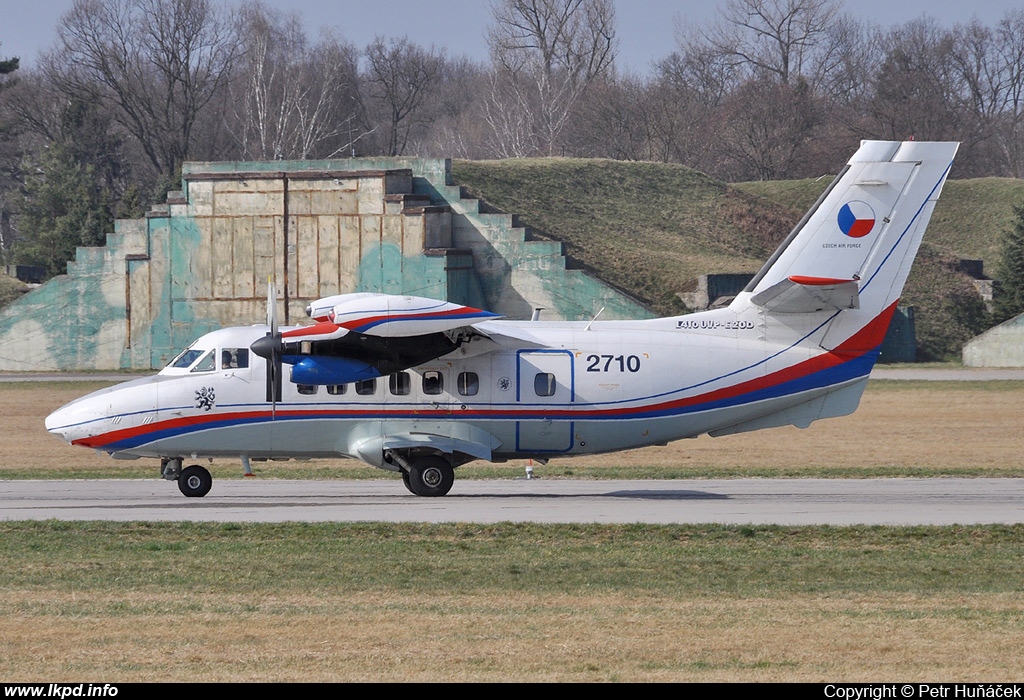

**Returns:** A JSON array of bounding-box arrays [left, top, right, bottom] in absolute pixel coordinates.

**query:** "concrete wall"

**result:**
[[2, 157, 651, 371], [963, 314, 1024, 367]]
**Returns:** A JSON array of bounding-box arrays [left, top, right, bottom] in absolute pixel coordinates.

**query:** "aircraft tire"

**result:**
[[178, 465, 213, 498], [407, 456, 454, 497]]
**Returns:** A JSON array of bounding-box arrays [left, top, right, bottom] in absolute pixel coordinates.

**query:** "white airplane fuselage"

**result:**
[[45, 302, 880, 464], [45, 140, 960, 497]]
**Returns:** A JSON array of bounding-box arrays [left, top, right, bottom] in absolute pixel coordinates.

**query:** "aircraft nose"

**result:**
[[45, 397, 101, 445], [45, 404, 74, 443]]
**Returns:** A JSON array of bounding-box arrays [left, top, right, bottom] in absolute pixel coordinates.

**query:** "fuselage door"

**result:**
[[515, 350, 574, 453]]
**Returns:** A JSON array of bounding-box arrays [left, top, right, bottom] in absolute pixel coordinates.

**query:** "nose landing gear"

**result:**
[[161, 458, 213, 498]]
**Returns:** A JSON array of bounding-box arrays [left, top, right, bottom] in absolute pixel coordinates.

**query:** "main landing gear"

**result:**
[[391, 453, 455, 497], [161, 458, 213, 498]]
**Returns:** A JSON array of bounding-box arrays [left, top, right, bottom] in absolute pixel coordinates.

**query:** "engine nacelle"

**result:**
[[287, 355, 382, 386]]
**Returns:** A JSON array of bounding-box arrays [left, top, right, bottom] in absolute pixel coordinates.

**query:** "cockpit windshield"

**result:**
[[166, 347, 216, 373], [169, 348, 206, 369]]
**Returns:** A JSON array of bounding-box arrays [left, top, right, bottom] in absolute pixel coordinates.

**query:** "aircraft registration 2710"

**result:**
[[46, 140, 959, 497]]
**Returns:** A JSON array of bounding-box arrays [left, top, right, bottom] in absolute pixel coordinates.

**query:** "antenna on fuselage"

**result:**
[[584, 307, 604, 331]]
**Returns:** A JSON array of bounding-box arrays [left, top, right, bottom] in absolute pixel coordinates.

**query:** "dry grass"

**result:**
[[4, 379, 1024, 682], [3, 590, 1023, 682]]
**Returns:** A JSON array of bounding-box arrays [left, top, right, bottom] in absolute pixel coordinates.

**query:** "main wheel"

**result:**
[[178, 464, 213, 498], [406, 456, 454, 497], [401, 470, 416, 494]]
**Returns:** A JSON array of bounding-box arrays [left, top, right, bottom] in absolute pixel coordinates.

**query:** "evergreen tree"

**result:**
[[15, 143, 112, 278], [1, 46, 19, 265], [992, 201, 1024, 324], [0, 47, 17, 83]]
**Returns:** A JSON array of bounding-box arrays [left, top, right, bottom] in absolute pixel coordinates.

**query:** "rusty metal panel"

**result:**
[[214, 180, 284, 217], [295, 215, 319, 299], [382, 209, 403, 249], [360, 215, 381, 248], [403, 211, 425, 252], [357, 178, 384, 215], [339, 215, 360, 292], [275, 215, 286, 290], [288, 188, 311, 217], [359, 215, 383, 292], [253, 218, 277, 288], [318, 216, 340, 296], [233, 217, 255, 299], [187, 180, 214, 217], [335, 189, 358, 214], [211, 216, 234, 299]]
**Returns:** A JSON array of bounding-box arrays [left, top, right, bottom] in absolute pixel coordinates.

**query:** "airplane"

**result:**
[[45, 140, 959, 498]]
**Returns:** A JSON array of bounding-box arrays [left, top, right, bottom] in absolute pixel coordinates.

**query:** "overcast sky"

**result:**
[[2, 0, 1021, 75]]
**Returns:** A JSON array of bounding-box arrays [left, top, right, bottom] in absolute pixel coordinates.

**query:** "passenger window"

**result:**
[[390, 372, 411, 396], [422, 371, 444, 395], [327, 384, 347, 395], [534, 372, 556, 397], [355, 379, 376, 396], [191, 350, 216, 373], [458, 372, 479, 396], [297, 384, 317, 395]]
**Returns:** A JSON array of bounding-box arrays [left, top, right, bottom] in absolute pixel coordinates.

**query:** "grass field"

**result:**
[[2, 379, 1023, 681]]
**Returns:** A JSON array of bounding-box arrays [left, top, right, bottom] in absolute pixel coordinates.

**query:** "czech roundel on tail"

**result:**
[[46, 141, 959, 497]]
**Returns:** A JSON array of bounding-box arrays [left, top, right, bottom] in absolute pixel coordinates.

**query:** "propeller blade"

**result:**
[[255, 280, 282, 410], [267, 279, 278, 337]]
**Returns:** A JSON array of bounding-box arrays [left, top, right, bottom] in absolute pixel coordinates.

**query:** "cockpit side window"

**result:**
[[191, 350, 216, 373], [221, 348, 249, 369]]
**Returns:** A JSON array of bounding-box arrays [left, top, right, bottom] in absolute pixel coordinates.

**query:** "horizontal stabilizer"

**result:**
[[750, 276, 860, 313]]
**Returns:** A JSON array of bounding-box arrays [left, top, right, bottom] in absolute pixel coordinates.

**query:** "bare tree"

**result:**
[[865, 19, 968, 145], [701, 0, 841, 87], [231, 3, 363, 160], [651, 39, 742, 171], [485, 0, 617, 156], [405, 56, 489, 159], [44, 0, 240, 183], [991, 11, 1024, 178], [719, 77, 823, 180], [363, 37, 444, 157], [948, 12, 1024, 177]]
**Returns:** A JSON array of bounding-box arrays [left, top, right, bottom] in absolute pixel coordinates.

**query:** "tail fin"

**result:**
[[737, 141, 958, 315], [733, 140, 958, 348]]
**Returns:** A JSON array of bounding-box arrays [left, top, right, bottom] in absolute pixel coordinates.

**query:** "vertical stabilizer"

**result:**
[[735, 140, 958, 349]]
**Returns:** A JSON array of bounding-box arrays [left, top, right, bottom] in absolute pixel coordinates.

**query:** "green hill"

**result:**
[[453, 159, 796, 313], [452, 159, 1021, 361]]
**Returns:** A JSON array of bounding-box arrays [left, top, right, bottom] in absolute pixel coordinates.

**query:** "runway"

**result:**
[[2, 477, 1022, 525]]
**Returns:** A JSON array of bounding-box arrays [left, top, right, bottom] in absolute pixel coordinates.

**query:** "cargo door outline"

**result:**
[[515, 349, 574, 453]]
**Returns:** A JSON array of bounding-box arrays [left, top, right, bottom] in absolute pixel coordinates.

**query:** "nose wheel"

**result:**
[[178, 464, 213, 497]]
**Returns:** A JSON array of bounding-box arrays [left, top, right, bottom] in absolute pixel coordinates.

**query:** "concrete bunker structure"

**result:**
[[1, 157, 650, 371]]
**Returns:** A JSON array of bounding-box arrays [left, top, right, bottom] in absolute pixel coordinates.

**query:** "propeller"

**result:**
[[250, 280, 283, 410]]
